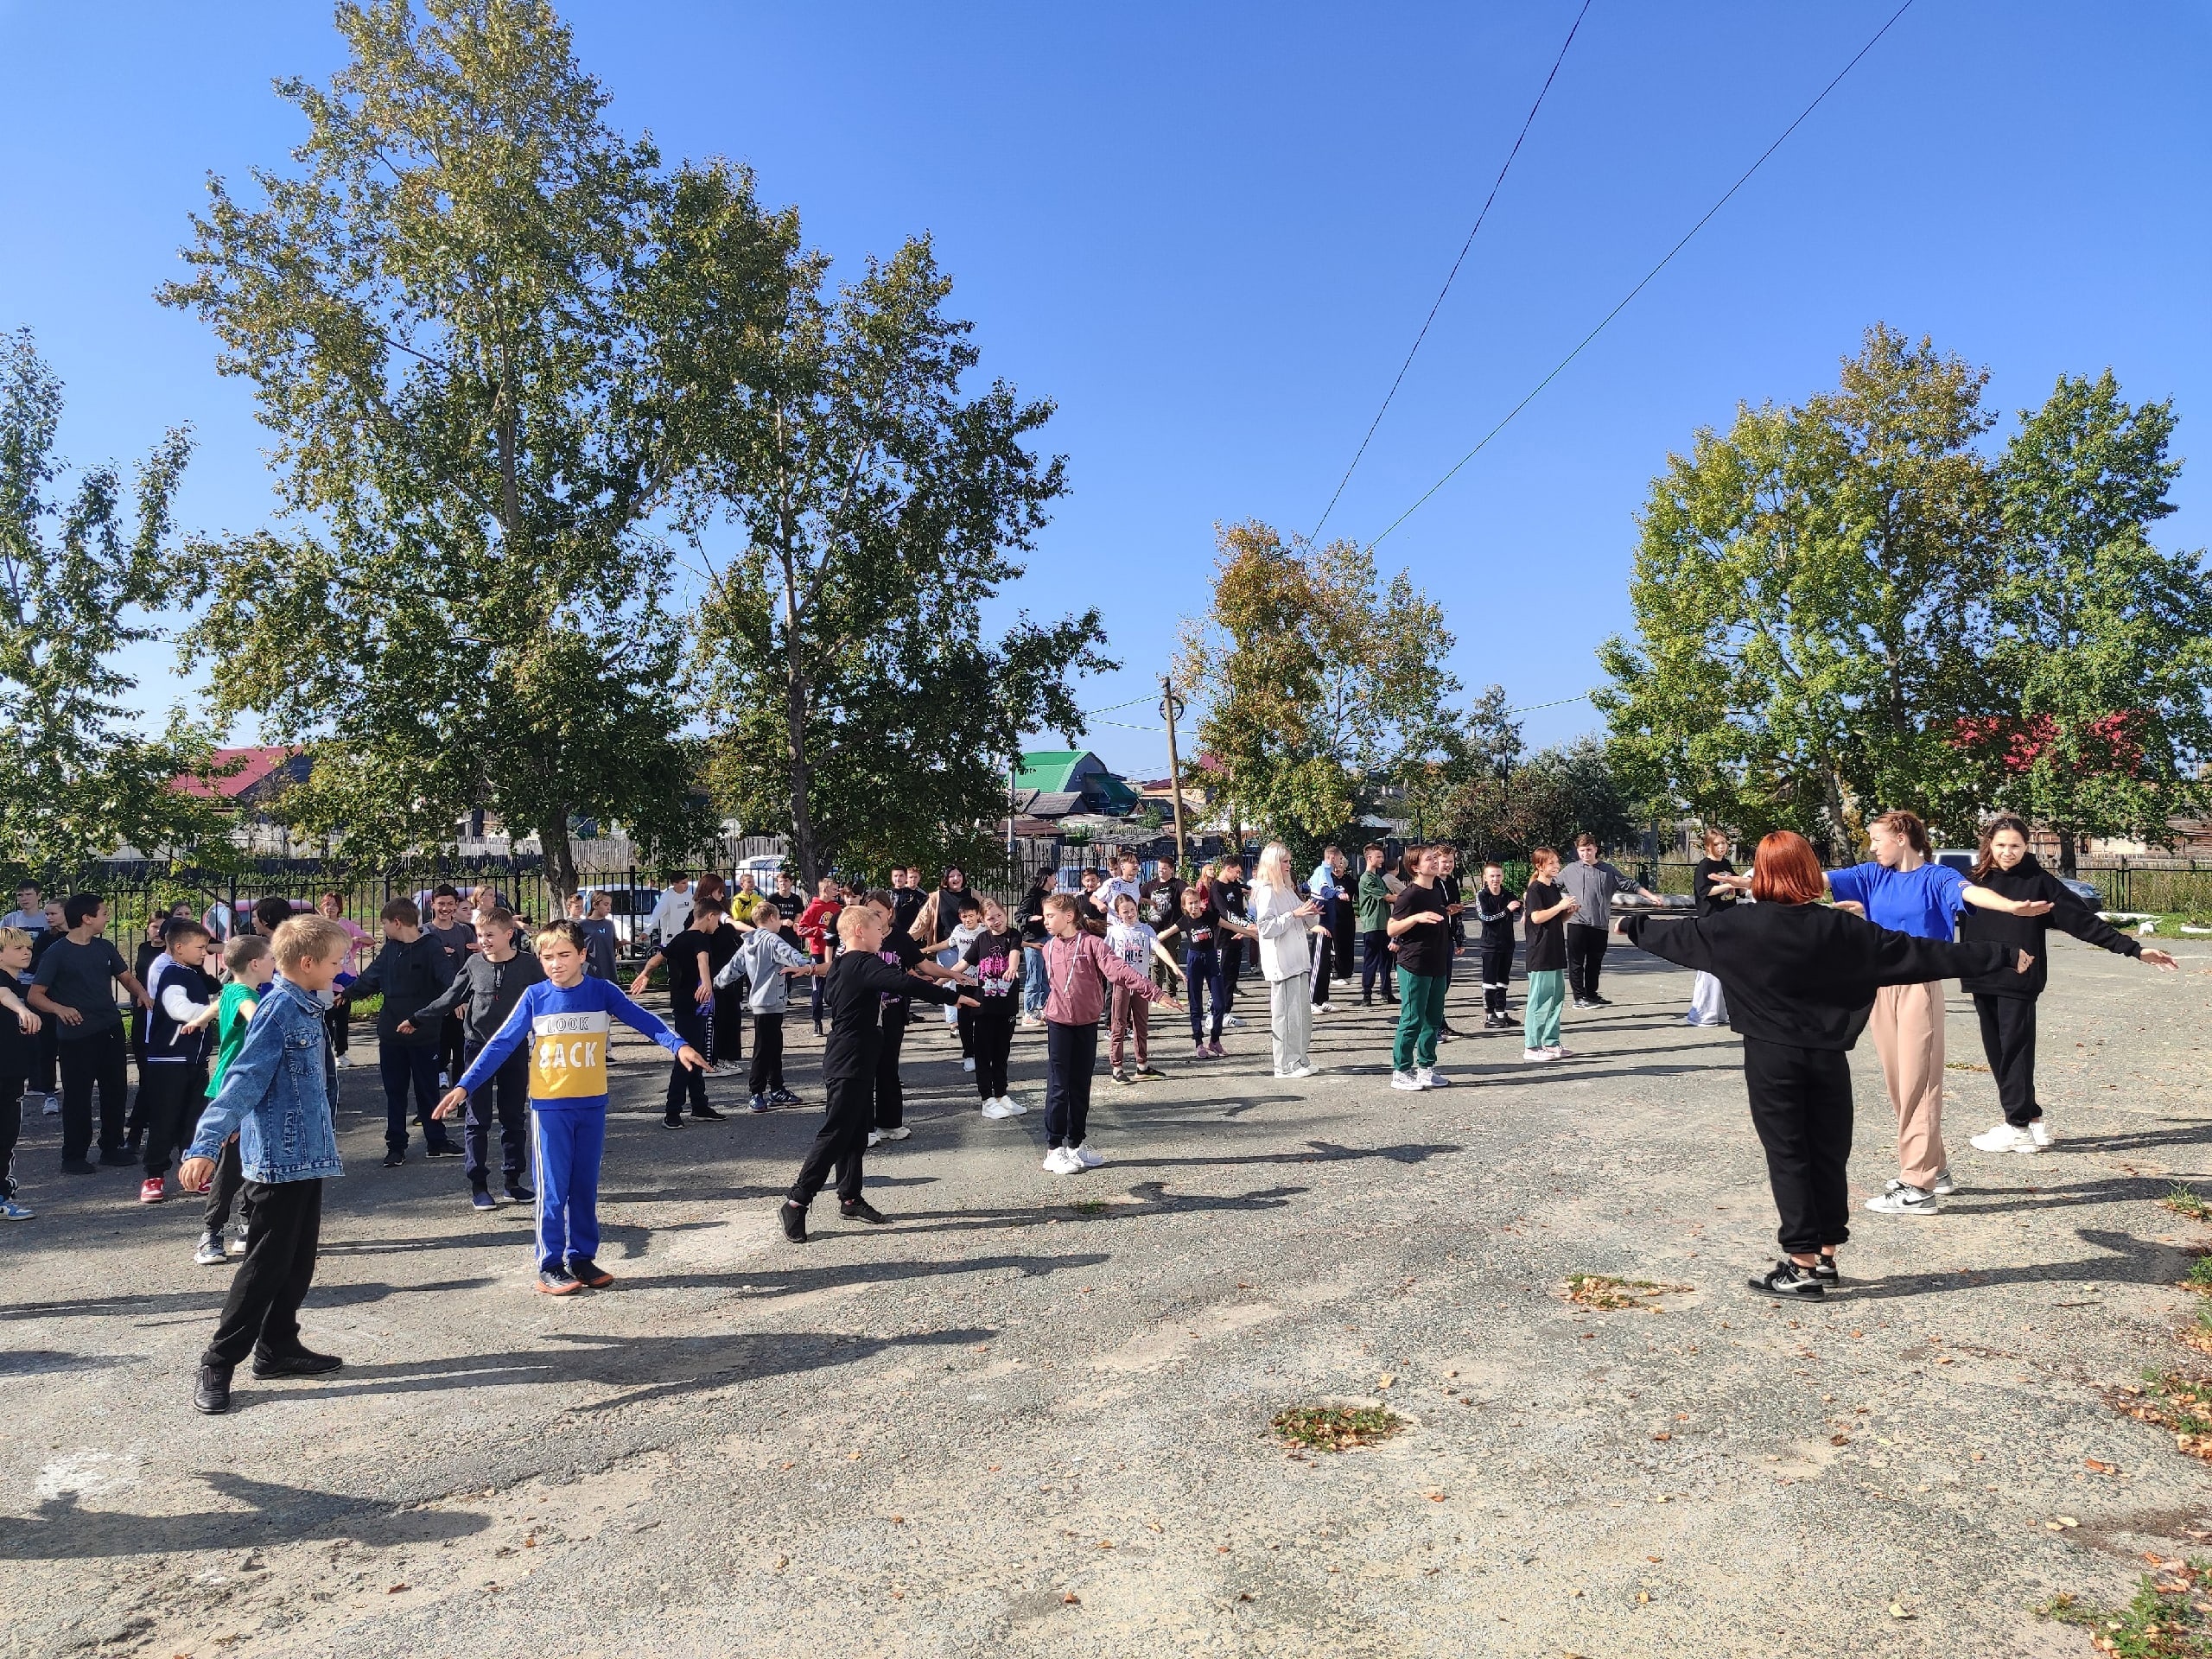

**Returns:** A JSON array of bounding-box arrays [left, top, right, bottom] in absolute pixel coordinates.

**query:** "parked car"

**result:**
[[1933, 849, 2104, 909], [576, 884, 663, 953]]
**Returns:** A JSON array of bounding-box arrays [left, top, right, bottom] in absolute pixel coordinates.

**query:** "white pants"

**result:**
[[1690, 970, 1727, 1026], [1269, 973, 1313, 1074]]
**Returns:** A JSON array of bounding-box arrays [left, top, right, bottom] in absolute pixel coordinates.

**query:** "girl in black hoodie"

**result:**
[[1620, 830, 2028, 1299], [1959, 815, 2177, 1154]]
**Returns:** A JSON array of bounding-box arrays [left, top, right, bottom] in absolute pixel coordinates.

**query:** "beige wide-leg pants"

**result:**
[[1868, 980, 1946, 1192]]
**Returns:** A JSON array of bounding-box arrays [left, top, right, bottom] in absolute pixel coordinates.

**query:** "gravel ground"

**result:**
[[5, 937, 2212, 1658]]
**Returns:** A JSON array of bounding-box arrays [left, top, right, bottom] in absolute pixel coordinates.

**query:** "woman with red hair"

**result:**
[[1618, 831, 2029, 1299]]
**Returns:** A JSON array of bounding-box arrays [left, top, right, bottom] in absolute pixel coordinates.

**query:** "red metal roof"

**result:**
[[173, 746, 299, 801]]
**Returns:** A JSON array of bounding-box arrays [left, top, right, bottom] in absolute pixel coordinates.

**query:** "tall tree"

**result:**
[[0, 331, 231, 874], [679, 231, 1109, 882], [1974, 372, 2212, 870], [1176, 522, 1459, 861], [1441, 736, 1636, 861], [1597, 325, 1999, 857], [159, 0, 746, 896]]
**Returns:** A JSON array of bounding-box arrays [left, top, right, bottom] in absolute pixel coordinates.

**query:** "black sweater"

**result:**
[[407, 949, 547, 1046], [1956, 855, 2138, 999], [348, 935, 455, 1046], [821, 950, 960, 1081], [1622, 904, 2016, 1051]]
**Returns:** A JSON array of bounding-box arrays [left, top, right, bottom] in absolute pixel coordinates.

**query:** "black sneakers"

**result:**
[[1748, 1259, 1825, 1298], [251, 1347, 343, 1378], [1811, 1255, 1840, 1289], [504, 1180, 535, 1203], [840, 1198, 888, 1225], [470, 1187, 497, 1211], [426, 1141, 463, 1158], [689, 1105, 725, 1122], [567, 1257, 614, 1288], [661, 1114, 684, 1130], [194, 1363, 233, 1414], [780, 1200, 808, 1243], [381, 1148, 406, 1167]]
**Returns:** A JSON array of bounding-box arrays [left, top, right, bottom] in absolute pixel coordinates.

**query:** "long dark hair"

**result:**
[[1971, 813, 2033, 883]]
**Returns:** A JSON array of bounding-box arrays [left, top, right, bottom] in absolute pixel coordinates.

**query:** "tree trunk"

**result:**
[[540, 810, 579, 910], [2058, 829, 2080, 877]]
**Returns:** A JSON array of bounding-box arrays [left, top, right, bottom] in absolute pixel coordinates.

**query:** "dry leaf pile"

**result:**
[[1561, 1274, 1692, 1312], [1269, 1406, 1407, 1454]]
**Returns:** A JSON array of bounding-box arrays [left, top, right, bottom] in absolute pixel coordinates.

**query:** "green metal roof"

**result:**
[[1014, 750, 1093, 792]]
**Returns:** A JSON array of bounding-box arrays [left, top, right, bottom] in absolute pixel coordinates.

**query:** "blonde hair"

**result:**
[[836, 905, 878, 944], [1254, 842, 1294, 892], [0, 926, 29, 953], [271, 914, 354, 972]]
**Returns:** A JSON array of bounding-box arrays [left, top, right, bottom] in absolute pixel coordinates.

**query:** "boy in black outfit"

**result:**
[[138, 918, 221, 1201], [650, 894, 725, 1128], [346, 899, 460, 1166], [400, 906, 544, 1209], [779, 905, 972, 1243]]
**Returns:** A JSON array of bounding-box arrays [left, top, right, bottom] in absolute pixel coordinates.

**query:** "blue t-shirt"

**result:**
[[1825, 861, 1967, 941], [453, 976, 685, 1113]]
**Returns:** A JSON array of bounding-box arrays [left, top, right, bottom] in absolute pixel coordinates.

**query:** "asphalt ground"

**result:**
[[5, 934, 2212, 1657]]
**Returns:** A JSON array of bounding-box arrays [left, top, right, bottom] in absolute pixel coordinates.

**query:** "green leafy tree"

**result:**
[[680, 232, 1109, 882], [1974, 372, 2212, 870], [0, 331, 231, 874], [1597, 325, 1999, 858], [1176, 522, 1459, 861], [1442, 736, 1636, 861], [159, 0, 741, 897]]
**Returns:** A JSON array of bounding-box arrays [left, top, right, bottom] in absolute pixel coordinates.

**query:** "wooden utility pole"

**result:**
[[1160, 672, 1189, 873]]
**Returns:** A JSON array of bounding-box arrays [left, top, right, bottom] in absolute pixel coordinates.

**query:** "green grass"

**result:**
[[1269, 1405, 1406, 1454], [2114, 1371, 2212, 1456], [2166, 1185, 2212, 1224], [2036, 1559, 2212, 1656], [2184, 1256, 2212, 1296]]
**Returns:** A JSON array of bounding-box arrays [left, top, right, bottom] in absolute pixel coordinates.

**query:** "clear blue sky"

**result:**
[[3, 2, 2206, 784]]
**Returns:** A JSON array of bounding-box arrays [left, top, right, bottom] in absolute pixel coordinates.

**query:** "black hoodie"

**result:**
[[1956, 854, 2139, 999], [1622, 904, 2015, 1051]]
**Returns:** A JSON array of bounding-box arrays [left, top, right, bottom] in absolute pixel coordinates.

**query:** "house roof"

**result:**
[[1014, 750, 1098, 793], [174, 747, 305, 802]]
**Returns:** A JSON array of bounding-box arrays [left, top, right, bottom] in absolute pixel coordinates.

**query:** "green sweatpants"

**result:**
[[1392, 969, 1448, 1072], [1523, 969, 1565, 1050]]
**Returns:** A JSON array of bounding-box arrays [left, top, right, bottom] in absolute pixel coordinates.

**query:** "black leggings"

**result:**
[[749, 1013, 785, 1095], [1359, 930, 1394, 1001], [1742, 1037, 1853, 1257], [1565, 924, 1609, 1000], [1973, 993, 2040, 1128], [971, 1000, 1016, 1099], [666, 1002, 710, 1116], [0, 1073, 21, 1198]]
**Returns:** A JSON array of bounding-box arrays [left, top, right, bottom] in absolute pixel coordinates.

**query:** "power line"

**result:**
[[1366, 0, 1917, 553], [1308, 0, 1593, 544]]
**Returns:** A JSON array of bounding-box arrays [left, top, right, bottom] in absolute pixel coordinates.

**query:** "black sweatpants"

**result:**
[[972, 999, 1016, 1100], [1481, 931, 1515, 1015], [711, 986, 745, 1064], [438, 1012, 466, 1084], [59, 1027, 130, 1162], [378, 1039, 448, 1154], [1310, 931, 1336, 1005], [137, 1061, 208, 1178], [0, 1073, 22, 1198], [1220, 938, 1246, 1013], [1044, 1020, 1098, 1150], [789, 1071, 872, 1206], [461, 1040, 529, 1187], [31, 1015, 56, 1095], [202, 1135, 248, 1234], [203, 1177, 324, 1370], [874, 1017, 908, 1130], [1742, 1036, 1853, 1257], [1564, 923, 1609, 1001], [749, 1012, 785, 1096], [324, 1001, 350, 1060], [1973, 993, 2041, 1128], [666, 1001, 711, 1117], [1359, 930, 1395, 1001]]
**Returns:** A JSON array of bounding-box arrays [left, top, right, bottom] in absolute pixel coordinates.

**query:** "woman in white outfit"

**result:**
[[1251, 842, 1321, 1077]]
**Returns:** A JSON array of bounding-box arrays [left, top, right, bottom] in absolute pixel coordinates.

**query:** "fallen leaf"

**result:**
[[386, 1584, 409, 1594], [1652, 1432, 1671, 1443], [847, 1451, 861, 1461], [2085, 1459, 2114, 1473], [891, 1515, 905, 1525], [1889, 1601, 1916, 1619], [1236, 1592, 1254, 1602], [1096, 1541, 1114, 1549], [1427, 1492, 1446, 1502], [1831, 1434, 1850, 1446], [1062, 1592, 1080, 1605], [1377, 1374, 1395, 1389]]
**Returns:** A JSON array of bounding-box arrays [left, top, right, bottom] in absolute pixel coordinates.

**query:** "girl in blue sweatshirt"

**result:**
[[435, 919, 705, 1294]]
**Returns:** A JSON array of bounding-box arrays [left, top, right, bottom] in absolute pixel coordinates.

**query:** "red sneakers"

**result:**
[[138, 1177, 166, 1204]]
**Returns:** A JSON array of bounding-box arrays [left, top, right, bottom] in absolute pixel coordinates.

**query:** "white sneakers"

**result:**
[[866, 1129, 884, 1147], [981, 1096, 1024, 1119], [962, 1058, 976, 1072], [878, 1125, 912, 1141], [1389, 1071, 1425, 1091], [1272, 1062, 1318, 1080], [1041, 1143, 1103, 1174], [1519, 1047, 1554, 1064], [1072, 1142, 1103, 1169], [1866, 1179, 1938, 1216], [1971, 1123, 2039, 1154], [1223, 1014, 1243, 1029], [1391, 1068, 1451, 1091], [41, 1093, 58, 1116], [1313, 1002, 1335, 1014]]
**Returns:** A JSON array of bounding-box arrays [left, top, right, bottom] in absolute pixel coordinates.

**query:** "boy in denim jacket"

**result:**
[[179, 915, 355, 1415]]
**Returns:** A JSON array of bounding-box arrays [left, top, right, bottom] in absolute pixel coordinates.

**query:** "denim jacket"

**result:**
[[185, 974, 343, 1182]]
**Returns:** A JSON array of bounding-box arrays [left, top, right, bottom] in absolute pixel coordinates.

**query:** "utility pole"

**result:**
[[1160, 672, 1189, 873]]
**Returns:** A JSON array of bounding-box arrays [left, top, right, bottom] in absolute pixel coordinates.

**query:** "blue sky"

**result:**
[[3, 1, 2206, 785]]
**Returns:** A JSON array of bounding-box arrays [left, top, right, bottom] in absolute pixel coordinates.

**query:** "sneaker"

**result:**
[[193, 1363, 233, 1415], [382, 1148, 406, 1167], [1389, 1070, 1425, 1091], [1748, 1259, 1825, 1298], [1417, 1067, 1451, 1089], [1136, 1064, 1165, 1080], [1287, 1063, 1318, 1079], [661, 1115, 684, 1131], [1193, 1042, 1209, 1059], [700, 1065, 724, 1079], [1970, 1123, 2038, 1154], [1866, 1181, 1938, 1216], [780, 1200, 809, 1243], [504, 1180, 534, 1203], [226, 1226, 247, 1257], [61, 1158, 97, 1174], [426, 1140, 463, 1157], [2030, 1119, 2051, 1148], [878, 1125, 911, 1141], [41, 1093, 59, 1116], [1571, 997, 1594, 1011], [537, 1267, 583, 1294], [194, 1230, 226, 1265], [1071, 1143, 1104, 1169], [963, 1058, 976, 1072], [689, 1104, 726, 1122], [839, 1198, 888, 1225], [1588, 995, 1613, 1007], [1042, 1147, 1081, 1175], [334, 1052, 353, 1069], [251, 1346, 343, 1378], [1110, 1068, 1131, 1085], [1020, 1014, 1043, 1029], [0, 1198, 32, 1221], [1929, 1167, 1960, 1196], [1313, 1002, 1334, 1014], [1811, 1255, 1840, 1289], [771, 1088, 803, 1107], [567, 1257, 614, 1288], [748, 1093, 771, 1114], [866, 1129, 884, 1148], [1519, 1048, 1555, 1064], [138, 1177, 166, 1204], [470, 1187, 497, 1211], [999, 1096, 1030, 1116], [1546, 1046, 1574, 1061], [1223, 1014, 1243, 1029], [981, 1098, 1018, 1119]]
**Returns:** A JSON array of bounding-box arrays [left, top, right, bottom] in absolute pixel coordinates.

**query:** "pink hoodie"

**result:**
[[1039, 931, 1160, 1027]]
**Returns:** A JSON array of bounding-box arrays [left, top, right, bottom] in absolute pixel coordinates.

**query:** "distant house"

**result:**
[[174, 747, 312, 814], [1012, 750, 1139, 820]]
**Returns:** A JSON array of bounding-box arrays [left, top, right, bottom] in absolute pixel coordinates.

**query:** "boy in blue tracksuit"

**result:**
[[435, 918, 705, 1295]]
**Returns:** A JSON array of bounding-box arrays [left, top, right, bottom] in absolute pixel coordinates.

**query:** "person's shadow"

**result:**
[[0, 1471, 489, 1561]]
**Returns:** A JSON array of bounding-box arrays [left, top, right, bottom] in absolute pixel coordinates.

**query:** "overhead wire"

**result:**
[[1307, 0, 1594, 544], [1364, 0, 1917, 552]]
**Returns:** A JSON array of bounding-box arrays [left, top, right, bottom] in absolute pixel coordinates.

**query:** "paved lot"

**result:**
[[6, 937, 2212, 1657]]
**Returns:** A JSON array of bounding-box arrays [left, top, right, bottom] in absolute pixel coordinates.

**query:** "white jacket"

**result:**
[[1251, 881, 1314, 983], [645, 888, 694, 947]]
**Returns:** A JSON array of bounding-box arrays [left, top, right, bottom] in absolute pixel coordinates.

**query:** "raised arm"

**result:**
[[1618, 913, 1713, 973], [1961, 883, 2052, 918]]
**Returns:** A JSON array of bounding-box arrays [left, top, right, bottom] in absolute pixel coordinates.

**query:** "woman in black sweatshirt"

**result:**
[[1619, 830, 2027, 1299], [1958, 815, 2177, 1155]]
